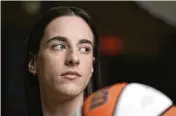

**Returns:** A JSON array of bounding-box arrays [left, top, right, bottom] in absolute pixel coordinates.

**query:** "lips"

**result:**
[[60, 71, 81, 80]]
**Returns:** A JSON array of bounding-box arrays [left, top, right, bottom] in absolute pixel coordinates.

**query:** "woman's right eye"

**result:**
[[52, 44, 66, 51]]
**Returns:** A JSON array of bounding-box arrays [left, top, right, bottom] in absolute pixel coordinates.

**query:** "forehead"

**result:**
[[43, 15, 94, 42]]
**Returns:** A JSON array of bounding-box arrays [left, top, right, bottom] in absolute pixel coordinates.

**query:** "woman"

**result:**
[[25, 6, 102, 116]]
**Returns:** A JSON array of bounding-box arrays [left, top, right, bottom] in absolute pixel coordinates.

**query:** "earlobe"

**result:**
[[28, 57, 38, 76], [90, 67, 94, 78], [90, 57, 95, 78], [93, 57, 95, 62], [91, 68, 94, 73]]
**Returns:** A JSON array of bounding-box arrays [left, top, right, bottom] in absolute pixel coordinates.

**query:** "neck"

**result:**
[[40, 87, 84, 116]]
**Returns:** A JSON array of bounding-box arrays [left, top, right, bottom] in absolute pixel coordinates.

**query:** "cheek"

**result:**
[[80, 56, 93, 77], [37, 52, 66, 77]]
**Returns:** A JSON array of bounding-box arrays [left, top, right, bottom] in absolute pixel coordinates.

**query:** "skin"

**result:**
[[28, 15, 95, 116]]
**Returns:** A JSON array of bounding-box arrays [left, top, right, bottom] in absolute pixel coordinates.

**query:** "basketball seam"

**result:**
[[112, 84, 127, 116], [159, 105, 174, 116]]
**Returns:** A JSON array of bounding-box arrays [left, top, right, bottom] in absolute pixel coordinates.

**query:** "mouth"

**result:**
[[60, 71, 81, 80]]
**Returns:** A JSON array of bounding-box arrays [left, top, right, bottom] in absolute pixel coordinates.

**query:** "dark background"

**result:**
[[2, 1, 176, 116]]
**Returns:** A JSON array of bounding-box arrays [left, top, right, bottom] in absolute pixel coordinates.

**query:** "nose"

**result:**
[[65, 50, 80, 66]]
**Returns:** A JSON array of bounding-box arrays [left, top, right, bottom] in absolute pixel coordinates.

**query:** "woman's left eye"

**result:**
[[79, 46, 91, 53]]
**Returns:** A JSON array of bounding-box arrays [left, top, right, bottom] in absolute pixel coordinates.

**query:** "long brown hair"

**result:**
[[24, 6, 102, 116]]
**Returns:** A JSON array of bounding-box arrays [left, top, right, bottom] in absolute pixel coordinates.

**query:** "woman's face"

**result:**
[[29, 15, 94, 97]]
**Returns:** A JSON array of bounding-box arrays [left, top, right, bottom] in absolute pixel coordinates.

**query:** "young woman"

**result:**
[[25, 6, 102, 116]]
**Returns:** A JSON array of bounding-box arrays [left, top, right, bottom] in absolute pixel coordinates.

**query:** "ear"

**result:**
[[28, 55, 38, 76], [90, 66, 94, 78], [91, 67, 94, 74], [93, 57, 95, 62], [90, 57, 95, 77]]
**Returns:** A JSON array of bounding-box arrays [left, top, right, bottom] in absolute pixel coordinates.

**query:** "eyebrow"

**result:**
[[79, 39, 94, 47], [47, 36, 68, 43], [47, 36, 94, 47]]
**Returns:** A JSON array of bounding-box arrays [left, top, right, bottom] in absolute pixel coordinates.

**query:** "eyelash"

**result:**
[[52, 44, 92, 53], [79, 46, 91, 54], [52, 44, 66, 50]]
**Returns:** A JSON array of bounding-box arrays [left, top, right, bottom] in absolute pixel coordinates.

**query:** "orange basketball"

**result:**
[[83, 83, 176, 116]]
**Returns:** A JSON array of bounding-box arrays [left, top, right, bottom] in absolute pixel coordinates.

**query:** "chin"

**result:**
[[55, 83, 84, 97]]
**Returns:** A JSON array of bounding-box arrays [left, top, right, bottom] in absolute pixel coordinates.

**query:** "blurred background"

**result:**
[[2, 1, 176, 116]]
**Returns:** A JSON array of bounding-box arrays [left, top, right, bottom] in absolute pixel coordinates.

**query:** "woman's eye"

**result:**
[[52, 44, 66, 50], [79, 46, 91, 53]]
